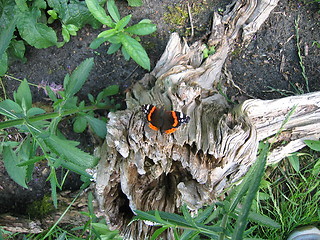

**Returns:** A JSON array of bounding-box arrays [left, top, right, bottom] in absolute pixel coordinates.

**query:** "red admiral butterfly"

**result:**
[[142, 104, 190, 134]]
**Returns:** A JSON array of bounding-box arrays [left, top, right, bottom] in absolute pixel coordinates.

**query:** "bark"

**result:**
[[94, 0, 320, 239]]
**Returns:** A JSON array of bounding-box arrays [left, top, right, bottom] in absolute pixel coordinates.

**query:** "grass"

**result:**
[[251, 151, 320, 239]]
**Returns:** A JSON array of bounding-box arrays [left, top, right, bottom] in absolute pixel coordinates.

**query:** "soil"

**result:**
[[0, 0, 319, 230]]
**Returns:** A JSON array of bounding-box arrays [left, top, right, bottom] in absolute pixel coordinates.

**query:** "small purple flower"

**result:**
[[38, 80, 64, 98]]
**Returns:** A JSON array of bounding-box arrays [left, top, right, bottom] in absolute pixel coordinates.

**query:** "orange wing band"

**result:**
[[170, 111, 179, 127]]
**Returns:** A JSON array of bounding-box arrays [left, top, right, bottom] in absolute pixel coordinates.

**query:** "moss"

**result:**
[[26, 195, 54, 218], [163, 1, 209, 36]]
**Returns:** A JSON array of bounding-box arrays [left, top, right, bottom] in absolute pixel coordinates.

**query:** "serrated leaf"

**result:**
[[115, 15, 131, 30], [127, 0, 142, 7], [42, 134, 98, 168], [304, 140, 320, 151], [125, 23, 156, 35], [13, 79, 32, 111], [85, 115, 107, 138], [3, 146, 28, 188], [119, 33, 150, 70], [107, 0, 120, 22], [64, 58, 94, 98], [73, 116, 88, 133], [85, 0, 114, 27]]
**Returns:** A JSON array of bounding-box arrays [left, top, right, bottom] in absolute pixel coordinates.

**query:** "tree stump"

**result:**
[[94, 0, 320, 239]]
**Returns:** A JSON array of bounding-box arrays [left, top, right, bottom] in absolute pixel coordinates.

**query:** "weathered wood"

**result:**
[[93, 1, 317, 239]]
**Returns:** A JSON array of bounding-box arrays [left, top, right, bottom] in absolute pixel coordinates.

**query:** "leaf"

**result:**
[[42, 133, 98, 168], [0, 18, 16, 57], [287, 153, 300, 172], [27, 107, 46, 117], [13, 79, 32, 111], [47, 0, 101, 29], [97, 29, 117, 39], [3, 146, 28, 188], [107, 43, 121, 54], [85, 115, 107, 138], [64, 58, 94, 98], [304, 140, 320, 151], [0, 52, 8, 76], [119, 33, 150, 70], [0, 99, 23, 119], [125, 23, 157, 35], [107, 0, 120, 22], [73, 116, 88, 133], [85, 0, 114, 27], [102, 85, 119, 96], [248, 212, 280, 228], [8, 39, 26, 60], [115, 15, 131, 30], [127, 0, 142, 7], [90, 37, 107, 49], [15, 7, 57, 48]]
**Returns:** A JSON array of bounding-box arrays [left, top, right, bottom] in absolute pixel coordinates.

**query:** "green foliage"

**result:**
[[203, 44, 216, 59], [86, 0, 157, 70], [0, 0, 101, 76], [0, 58, 120, 206], [251, 141, 320, 239], [132, 142, 280, 239]]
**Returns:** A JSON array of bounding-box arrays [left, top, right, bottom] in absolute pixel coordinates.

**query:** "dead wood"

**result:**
[[94, 0, 320, 239]]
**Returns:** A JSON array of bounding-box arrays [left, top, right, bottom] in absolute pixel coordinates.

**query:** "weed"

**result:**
[[251, 141, 320, 239], [0, 58, 120, 207], [86, 0, 157, 71]]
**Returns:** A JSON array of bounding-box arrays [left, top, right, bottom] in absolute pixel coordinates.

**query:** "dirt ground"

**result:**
[[0, 0, 319, 222]]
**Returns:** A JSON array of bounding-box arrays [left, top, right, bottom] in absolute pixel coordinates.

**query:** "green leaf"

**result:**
[[121, 45, 130, 60], [97, 28, 117, 39], [27, 107, 46, 117], [13, 79, 32, 111], [3, 146, 28, 188], [73, 116, 88, 133], [8, 39, 26, 61], [127, 0, 142, 7], [42, 134, 98, 168], [0, 52, 8, 76], [64, 58, 94, 98], [125, 23, 157, 35], [102, 85, 119, 96], [0, 99, 23, 119], [85, 115, 107, 138], [62, 27, 70, 42], [0, 18, 16, 57], [115, 15, 131, 30], [304, 140, 320, 151], [85, 0, 114, 27], [15, 7, 57, 48], [90, 37, 107, 49], [287, 153, 300, 173], [248, 212, 280, 228], [107, 0, 120, 22], [107, 43, 121, 54], [119, 33, 150, 70]]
